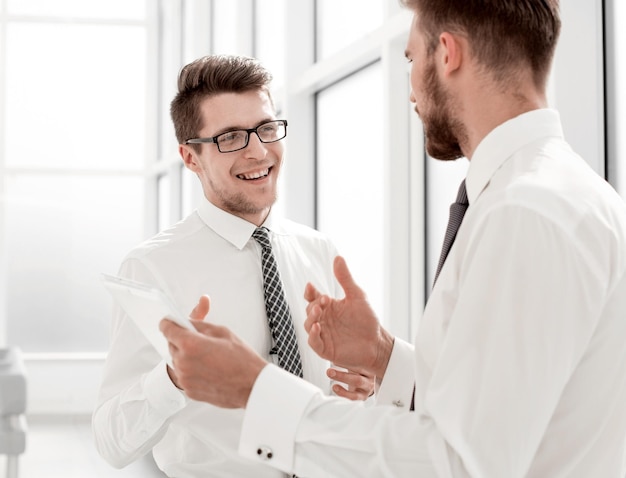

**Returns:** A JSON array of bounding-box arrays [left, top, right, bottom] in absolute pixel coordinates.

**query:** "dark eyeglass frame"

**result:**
[[184, 119, 288, 153]]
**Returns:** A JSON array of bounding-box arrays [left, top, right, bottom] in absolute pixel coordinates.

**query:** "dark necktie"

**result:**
[[432, 179, 469, 286], [411, 179, 469, 411], [252, 227, 304, 378]]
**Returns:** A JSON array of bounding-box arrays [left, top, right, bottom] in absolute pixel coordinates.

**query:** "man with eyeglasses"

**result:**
[[92, 54, 373, 478]]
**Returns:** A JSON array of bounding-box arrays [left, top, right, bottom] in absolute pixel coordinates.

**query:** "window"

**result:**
[[254, 0, 286, 89], [211, 0, 240, 55], [316, 62, 385, 321], [1, 0, 150, 353], [315, 0, 384, 60]]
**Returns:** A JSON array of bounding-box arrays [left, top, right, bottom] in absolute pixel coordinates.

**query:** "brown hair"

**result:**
[[170, 54, 274, 147], [401, 0, 561, 88]]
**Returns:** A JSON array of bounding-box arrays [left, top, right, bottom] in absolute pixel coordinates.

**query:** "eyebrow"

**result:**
[[211, 117, 276, 137]]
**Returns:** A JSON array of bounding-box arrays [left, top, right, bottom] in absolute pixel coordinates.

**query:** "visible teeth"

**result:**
[[237, 168, 269, 180]]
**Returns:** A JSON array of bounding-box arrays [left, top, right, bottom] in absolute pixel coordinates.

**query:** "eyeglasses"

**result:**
[[184, 119, 288, 153]]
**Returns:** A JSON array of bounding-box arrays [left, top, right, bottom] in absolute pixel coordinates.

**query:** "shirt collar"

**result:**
[[197, 198, 284, 250], [465, 108, 564, 204]]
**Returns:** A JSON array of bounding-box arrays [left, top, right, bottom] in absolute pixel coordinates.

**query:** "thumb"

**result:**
[[189, 294, 210, 321], [333, 256, 366, 299]]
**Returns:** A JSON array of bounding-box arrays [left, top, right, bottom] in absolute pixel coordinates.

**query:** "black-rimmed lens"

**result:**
[[216, 120, 287, 153]]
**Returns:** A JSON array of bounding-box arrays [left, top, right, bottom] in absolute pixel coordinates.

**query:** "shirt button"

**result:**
[[392, 399, 404, 407], [257, 446, 273, 461]]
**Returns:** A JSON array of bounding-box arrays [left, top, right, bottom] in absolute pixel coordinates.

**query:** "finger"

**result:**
[[304, 301, 322, 333], [307, 321, 326, 358], [328, 368, 366, 388], [333, 256, 366, 300], [189, 295, 210, 321], [160, 318, 192, 346], [305, 293, 329, 320], [328, 368, 375, 397], [189, 319, 219, 335], [331, 383, 368, 401], [304, 282, 322, 303]]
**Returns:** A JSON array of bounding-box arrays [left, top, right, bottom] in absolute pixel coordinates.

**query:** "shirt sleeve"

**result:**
[[92, 258, 188, 468], [239, 364, 452, 477], [375, 337, 416, 408]]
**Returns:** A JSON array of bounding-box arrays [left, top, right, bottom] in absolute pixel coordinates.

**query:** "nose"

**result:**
[[243, 131, 268, 158]]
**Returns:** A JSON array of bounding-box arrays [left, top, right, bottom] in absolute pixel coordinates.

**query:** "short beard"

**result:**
[[208, 177, 276, 218], [421, 59, 466, 161], [220, 191, 275, 217]]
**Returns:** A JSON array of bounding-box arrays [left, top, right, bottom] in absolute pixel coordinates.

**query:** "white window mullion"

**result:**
[[605, 0, 626, 198], [0, 0, 8, 347], [283, 0, 315, 227], [382, 30, 414, 342]]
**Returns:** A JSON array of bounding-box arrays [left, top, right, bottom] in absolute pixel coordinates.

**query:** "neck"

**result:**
[[248, 208, 271, 227], [455, 64, 548, 160], [461, 89, 547, 160]]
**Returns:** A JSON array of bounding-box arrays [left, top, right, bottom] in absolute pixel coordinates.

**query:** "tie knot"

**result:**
[[252, 227, 272, 250]]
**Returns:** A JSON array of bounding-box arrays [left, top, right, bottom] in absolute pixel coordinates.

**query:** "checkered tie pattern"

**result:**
[[411, 179, 469, 411], [252, 227, 304, 378], [432, 179, 469, 287]]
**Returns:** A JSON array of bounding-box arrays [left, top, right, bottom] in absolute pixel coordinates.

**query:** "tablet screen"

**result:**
[[101, 274, 194, 364]]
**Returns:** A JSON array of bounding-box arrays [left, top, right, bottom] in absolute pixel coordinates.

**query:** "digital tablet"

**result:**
[[101, 273, 196, 364]]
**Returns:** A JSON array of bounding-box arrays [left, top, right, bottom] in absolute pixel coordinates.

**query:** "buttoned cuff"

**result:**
[[375, 338, 415, 409], [239, 364, 320, 473], [143, 360, 189, 415]]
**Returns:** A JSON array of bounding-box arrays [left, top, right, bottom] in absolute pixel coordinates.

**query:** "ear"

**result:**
[[439, 32, 463, 76], [179, 144, 200, 173]]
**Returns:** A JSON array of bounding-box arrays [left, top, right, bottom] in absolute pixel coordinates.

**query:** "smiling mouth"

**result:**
[[237, 167, 271, 180]]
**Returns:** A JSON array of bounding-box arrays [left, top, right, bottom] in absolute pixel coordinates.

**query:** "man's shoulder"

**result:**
[[125, 211, 205, 260], [278, 218, 334, 244]]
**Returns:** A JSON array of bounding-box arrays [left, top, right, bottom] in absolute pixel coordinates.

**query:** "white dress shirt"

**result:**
[[239, 109, 626, 477], [92, 199, 341, 477]]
